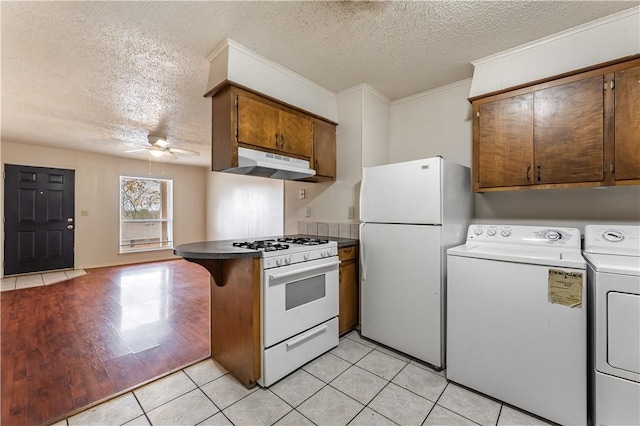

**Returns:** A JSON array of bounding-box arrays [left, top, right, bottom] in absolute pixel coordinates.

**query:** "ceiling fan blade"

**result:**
[[167, 147, 200, 156], [124, 148, 150, 153]]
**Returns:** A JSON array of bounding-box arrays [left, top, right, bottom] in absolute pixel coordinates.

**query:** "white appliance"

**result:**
[[583, 224, 640, 426], [359, 156, 472, 368], [229, 238, 339, 387], [225, 147, 316, 180], [447, 224, 587, 426]]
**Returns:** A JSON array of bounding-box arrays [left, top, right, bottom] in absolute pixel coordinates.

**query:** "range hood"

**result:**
[[223, 147, 316, 180]]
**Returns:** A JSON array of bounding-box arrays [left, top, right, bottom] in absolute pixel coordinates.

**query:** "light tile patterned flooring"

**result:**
[[1, 269, 87, 291], [53, 331, 554, 426]]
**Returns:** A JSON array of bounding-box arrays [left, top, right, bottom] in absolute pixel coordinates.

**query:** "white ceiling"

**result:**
[[2, 1, 637, 167]]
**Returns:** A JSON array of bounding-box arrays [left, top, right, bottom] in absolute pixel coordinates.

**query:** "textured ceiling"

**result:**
[[2, 1, 637, 167]]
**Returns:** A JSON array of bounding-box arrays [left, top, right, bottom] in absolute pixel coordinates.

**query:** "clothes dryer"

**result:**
[[584, 224, 640, 426]]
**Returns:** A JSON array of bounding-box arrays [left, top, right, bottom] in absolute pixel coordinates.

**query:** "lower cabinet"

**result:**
[[338, 246, 359, 335]]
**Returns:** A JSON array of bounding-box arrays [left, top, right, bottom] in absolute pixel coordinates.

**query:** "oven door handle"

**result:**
[[286, 324, 328, 350], [268, 259, 339, 280]]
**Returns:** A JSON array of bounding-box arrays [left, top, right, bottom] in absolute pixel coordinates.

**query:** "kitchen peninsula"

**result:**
[[174, 236, 358, 388], [175, 240, 262, 388]]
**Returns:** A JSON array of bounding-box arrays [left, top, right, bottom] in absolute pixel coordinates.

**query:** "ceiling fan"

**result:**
[[124, 135, 200, 159]]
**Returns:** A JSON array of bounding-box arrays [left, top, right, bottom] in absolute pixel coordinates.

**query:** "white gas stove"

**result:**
[[231, 236, 340, 387]]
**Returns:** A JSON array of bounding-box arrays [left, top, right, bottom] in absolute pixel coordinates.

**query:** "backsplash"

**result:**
[[298, 221, 360, 239]]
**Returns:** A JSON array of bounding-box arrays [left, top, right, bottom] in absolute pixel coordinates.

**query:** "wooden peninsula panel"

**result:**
[[210, 257, 261, 388], [183, 256, 262, 388]]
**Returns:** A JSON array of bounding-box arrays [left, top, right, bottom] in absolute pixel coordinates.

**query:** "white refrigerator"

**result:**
[[359, 156, 472, 369]]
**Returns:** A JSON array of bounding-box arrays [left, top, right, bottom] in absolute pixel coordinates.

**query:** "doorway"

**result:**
[[4, 164, 75, 275]]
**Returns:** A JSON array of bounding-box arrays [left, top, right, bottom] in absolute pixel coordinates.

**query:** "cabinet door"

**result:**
[[614, 65, 640, 180], [278, 110, 313, 158], [338, 260, 358, 335], [237, 94, 279, 150], [477, 94, 534, 188], [313, 121, 337, 179], [534, 76, 604, 184]]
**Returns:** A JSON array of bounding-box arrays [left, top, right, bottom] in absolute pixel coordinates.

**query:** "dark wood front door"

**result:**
[[4, 164, 75, 275]]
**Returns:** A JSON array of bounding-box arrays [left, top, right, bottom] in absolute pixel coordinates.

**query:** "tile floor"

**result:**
[[52, 331, 554, 426], [1, 269, 87, 291]]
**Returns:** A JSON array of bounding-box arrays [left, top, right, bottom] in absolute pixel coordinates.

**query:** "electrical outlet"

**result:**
[[80, 210, 89, 216], [347, 206, 354, 219], [305, 206, 311, 217], [299, 189, 305, 199]]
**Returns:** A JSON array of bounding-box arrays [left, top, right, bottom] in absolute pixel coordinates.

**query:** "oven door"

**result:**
[[263, 256, 339, 348]]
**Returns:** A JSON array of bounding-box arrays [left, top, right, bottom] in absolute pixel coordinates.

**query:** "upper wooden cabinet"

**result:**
[[208, 83, 336, 181], [307, 120, 337, 182], [471, 56, 640, 192], [614, 65, 640, 181], [237, 93, 313, 158]]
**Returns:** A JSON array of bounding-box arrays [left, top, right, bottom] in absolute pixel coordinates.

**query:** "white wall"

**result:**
[[390, 80, 473, 167], [206, 171, 283, 240], [206, 39, 338, 123], [470, 7, 639, 97], [2, 142, 207, 271], [283, 88, 364, 234], [361, 86, 391, 167]]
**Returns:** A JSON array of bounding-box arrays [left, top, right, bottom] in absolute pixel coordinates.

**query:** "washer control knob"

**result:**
[[487, 229, 497, 236], [545, 231, 561, 241], [501, 229, 511, 237], [473, 228, 483, 236]]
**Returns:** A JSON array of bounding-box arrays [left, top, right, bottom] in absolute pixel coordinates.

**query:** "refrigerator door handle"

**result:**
[[360, 223, 366, 280]]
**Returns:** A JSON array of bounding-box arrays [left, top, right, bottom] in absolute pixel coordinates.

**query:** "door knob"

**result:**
[[67, 225, 74, 230]]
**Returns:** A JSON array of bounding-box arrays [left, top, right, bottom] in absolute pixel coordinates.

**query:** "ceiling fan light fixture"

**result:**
[[148, 135, 170, 148], [149, 149, 165, 158]]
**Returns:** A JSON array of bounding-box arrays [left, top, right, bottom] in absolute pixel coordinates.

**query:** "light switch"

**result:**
[[80, 210, 89, 216], [347, 206, 354, 219], [305, 207, 311, 217]]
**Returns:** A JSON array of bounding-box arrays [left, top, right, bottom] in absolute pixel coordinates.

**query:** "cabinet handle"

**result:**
[[275, 133, 279, 148], [536, 164, 541, 182], [526, 165, 531, 182], [280, 134, 285, 149]]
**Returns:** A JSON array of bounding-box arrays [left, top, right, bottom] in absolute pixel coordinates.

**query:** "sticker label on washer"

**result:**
[[548, 269, 583, 308]]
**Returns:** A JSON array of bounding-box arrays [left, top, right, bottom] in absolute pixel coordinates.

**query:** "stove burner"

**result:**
[[277, 237, 329, 246], [233, 240, 289, 252]]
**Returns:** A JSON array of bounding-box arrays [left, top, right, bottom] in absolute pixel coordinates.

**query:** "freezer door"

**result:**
[[360, 223, 443, 367], [360, 157, 442, 224]]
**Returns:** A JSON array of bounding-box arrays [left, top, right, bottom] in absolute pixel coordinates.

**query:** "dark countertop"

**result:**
[[174, 235, 358, 260], [173, 240, 262, 260], [292, 234, 359, 248]]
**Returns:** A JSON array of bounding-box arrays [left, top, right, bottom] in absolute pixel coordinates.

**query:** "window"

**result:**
[[119, 176, 173, 253]]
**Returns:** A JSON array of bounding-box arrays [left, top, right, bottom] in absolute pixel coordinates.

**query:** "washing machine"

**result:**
[[583, 224, 640, 426], [447, 224, 587, 426]]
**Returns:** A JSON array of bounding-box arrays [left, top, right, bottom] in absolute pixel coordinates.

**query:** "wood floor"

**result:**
[[1, 259, 211, 426]]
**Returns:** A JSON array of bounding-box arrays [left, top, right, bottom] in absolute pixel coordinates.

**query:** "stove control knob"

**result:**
[[473, 228, 483, 236], [304, 253, 310, 261], [501, 229, 511, 237], [276, 258, 283, 266], [487, 229, 496, 236], [284, 256, 291, 264]]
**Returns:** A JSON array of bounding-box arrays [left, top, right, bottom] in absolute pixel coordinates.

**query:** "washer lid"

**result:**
[[583, 252, 640, 276], [448, 243, 586, 269]]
